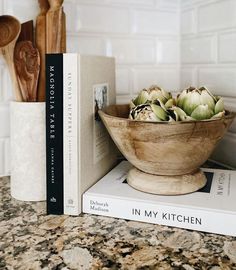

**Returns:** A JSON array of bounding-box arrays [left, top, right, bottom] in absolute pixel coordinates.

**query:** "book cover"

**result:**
[[83, 161, 236, 236], [46, 54, 64, 215], [63, 53, 78, 215], [63, 54, 118, 215]]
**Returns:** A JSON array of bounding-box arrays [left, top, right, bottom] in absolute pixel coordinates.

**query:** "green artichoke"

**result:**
[[176, 86, 225, 120], [131, 85, 172, 107], [129, 85, 225, 122], [129, 85, 176, 121], [129, 103, 168, 121]]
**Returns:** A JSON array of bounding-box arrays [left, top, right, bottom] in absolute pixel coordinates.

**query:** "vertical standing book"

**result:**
[[46, 53, 118, 215], [46, 54, 64, 214]]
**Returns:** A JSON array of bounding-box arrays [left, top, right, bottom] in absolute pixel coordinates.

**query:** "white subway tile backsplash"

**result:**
[[218, 32, 236, 63], [181, 9, 195, 34], [224, 97, 236, 133], [116, 95, 132, 104], [181, 36, 216, 63], [181, 0, 213, 8], [132, 10, 179, 35], [156, 38, 179, 63], [198, 0, 236, 32], [75, 5, 129, 34], [3, 0, 38, 23], [110, 0, 155, 6], [0, 105, 9, 137], [67, 35, 106, 56], [4, 138, 10, 176], [76, 0, 155, 7], [0, 139, 4, 176], [156, 0, 180, 10], [0, 66, 3, 102], [180, 0, 236, 168], [2, 68, 13, 102], [116, 68, 130, 95], [1, 0, 236, 171], [198, 68, 236, 96], [64, 1, 77, 32], [0, 0, 181, 175], [211, 132, 236, 168], [180, 68, 197, 89], [106, 38, 156, 64], [133, 68, 179, 93]]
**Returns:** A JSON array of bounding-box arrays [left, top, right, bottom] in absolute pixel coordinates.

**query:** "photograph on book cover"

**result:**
[[93, 83, 110, 164]]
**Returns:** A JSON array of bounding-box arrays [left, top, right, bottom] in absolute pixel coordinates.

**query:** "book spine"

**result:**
[[83, 194, 236, 237], [63, 54, 80, 215], [46, 54, 64, 215]]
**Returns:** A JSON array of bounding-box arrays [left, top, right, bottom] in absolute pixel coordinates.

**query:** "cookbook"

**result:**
[[83, 161, 236, 236], [46, 53, 118, 215]]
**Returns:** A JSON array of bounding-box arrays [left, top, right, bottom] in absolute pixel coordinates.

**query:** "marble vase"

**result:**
[[10, 101, 46, 201]]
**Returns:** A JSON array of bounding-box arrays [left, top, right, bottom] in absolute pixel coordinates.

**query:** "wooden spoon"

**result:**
[[17, 20, 34, 44], [14, 41, 40, 102], [36, 0, 50, 101], [0, 15, 22, 101], [46, 0, 66, 53]]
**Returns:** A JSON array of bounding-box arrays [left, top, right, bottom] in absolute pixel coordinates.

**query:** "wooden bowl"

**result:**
[[99, 105, 236, 195]]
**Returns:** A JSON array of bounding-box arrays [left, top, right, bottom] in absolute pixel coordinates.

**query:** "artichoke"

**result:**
[[129, 85, 225, 122], [130, 86, 174, 122], [131, 85, 172, 107], [176, 86, 225, 120], [167, 106, 194, 121], [129, 103, 168, 121]]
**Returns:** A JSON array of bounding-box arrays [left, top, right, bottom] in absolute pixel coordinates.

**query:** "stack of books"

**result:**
[[46, 53, 236, 237]]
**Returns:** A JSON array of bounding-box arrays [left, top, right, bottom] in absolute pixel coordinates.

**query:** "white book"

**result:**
[[63, 53, 118, 215], [83, 161, 236, 236]]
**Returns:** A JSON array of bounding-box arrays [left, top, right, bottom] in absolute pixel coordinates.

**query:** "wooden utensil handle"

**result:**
[[14, 41, 40, 102], [0, 15, 22, 101], [6, 56, 23, 102], [38, 0, 50, 13], [46, 0, 66, 53], [17, 20, 34, 44], [36, 0, 50, 101], [2, 46, 23, 102]]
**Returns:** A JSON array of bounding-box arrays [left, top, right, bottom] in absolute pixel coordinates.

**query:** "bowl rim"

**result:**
[[99, 104, 236, 125]]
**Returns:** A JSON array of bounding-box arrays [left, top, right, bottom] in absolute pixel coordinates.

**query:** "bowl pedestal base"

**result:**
[[127, 167, 207, 195]]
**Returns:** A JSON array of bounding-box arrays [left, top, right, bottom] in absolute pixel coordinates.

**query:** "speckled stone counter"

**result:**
[[1, 177, 236, 270]]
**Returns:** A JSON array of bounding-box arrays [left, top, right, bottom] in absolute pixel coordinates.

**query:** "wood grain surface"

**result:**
[[17, 20, 34, 44], [0, 15, 22, 101], [36, 0, 50, 101], [99, 105, 236, 176], [46, 0, 66, 53], [14, 41, 40, 102], [127, 167, 207, 195]]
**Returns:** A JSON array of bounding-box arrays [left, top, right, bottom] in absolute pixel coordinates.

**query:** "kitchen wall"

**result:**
[[65, 0, 180, 103], [0, 0, 180, 176], [180, 0, 236, 167], [0, 0, 235, 176]]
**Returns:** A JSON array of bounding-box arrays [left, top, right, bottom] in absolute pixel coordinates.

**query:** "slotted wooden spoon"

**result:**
[[0, 15, 22, 101]]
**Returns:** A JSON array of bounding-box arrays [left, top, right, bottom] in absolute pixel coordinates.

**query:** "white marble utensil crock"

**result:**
[[10, 101, 46, 201]]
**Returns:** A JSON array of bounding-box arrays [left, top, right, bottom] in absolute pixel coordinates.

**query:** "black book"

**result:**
[[46, 54, 64, 214]]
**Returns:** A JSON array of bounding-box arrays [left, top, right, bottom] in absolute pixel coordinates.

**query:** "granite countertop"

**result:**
[[0, 177, 236, 270]]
